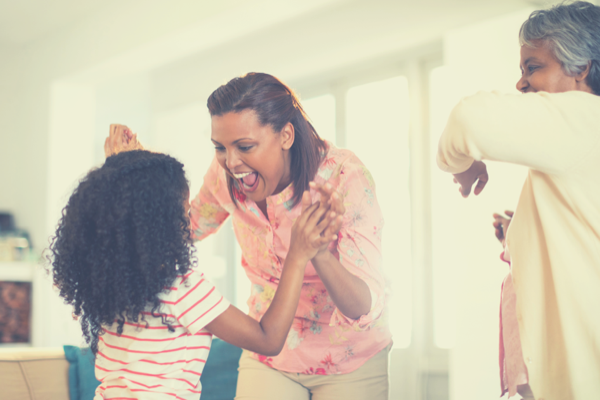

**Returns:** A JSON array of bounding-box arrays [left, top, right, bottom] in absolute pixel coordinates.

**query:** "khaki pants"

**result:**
[[235, 344, 391, 400]]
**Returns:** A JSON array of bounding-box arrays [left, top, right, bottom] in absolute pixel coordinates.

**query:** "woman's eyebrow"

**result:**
[[232, 138, 252, 144], [523, 57, 541, 65], [212, 138, 253, 145]]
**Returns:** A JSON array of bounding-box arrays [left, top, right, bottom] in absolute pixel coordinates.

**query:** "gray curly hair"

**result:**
[[519, 1, 600, 95]]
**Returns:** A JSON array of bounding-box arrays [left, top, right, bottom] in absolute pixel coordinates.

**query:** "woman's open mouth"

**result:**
[[234, 171, 259, 193]]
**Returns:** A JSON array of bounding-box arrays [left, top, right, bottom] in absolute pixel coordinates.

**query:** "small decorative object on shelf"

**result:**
[[0, 212, 33, 263]]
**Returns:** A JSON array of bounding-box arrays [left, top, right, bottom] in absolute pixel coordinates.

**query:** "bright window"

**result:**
[[346, 76, 412, 348], [302, 94, 336, 145], [429, 66, 459, 349]]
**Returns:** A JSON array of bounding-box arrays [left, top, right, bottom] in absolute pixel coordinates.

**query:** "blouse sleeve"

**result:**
[[328, 156, 387, 331], [436, 91, 600, 176], [190, 157, 231, 241]]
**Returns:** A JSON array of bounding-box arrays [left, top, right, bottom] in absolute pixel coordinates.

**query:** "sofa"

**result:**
[[0, 339, 242, 400], [0, 347, 69, 400]]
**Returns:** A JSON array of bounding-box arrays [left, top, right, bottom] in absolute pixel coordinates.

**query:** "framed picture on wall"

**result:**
[[0, 281, 31, 344]]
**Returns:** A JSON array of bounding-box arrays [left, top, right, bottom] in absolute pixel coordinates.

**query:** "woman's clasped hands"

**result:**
[[288, 186, 344, 265]]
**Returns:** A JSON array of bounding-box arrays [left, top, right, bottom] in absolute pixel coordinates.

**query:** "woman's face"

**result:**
[[211, 109, 294, 203], [516, 39, 592, 94]]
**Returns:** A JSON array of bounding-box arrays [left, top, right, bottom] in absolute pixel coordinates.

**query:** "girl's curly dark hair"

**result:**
[[48, 150, 194, 354]]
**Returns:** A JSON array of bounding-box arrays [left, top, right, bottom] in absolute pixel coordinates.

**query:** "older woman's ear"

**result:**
[[573, 62, 595, 94]]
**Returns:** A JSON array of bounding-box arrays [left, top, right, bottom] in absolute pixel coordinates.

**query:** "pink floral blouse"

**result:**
[[190, 143, 391, 375]]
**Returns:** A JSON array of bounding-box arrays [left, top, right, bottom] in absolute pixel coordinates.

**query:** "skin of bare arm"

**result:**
[[311, 251, 371, 320], [308, 181, 371, 320], [205, 191, 343, 356]]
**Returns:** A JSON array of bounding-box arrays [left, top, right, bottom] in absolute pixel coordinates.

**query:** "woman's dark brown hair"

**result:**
[[207, 72, 327, 207]]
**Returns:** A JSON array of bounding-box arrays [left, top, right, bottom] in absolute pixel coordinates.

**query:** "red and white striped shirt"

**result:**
[[94, 267, 229, 400]]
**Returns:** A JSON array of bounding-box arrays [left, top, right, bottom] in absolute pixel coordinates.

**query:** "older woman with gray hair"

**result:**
[[437, 2, 600, 399]]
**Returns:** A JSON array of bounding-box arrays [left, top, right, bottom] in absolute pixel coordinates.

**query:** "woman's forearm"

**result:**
[[311, 251, 371, 319], [437, 91, 599, 175]]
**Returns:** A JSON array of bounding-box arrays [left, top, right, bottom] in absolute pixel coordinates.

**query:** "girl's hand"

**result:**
[[452, 160, 488, 197], [493, 210, 514, 244], [104, 124, 144, 158], [308, 181, 345, 257], [288, 191, 341, 265]]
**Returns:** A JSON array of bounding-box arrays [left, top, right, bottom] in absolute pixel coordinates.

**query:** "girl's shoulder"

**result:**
[[159, 267, 206, 299]]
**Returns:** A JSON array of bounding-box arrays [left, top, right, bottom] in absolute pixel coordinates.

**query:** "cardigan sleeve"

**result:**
[[437, 91, 600, 175]]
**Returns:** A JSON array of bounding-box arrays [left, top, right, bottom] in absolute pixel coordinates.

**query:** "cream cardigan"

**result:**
[[437, 90, 600, 400]]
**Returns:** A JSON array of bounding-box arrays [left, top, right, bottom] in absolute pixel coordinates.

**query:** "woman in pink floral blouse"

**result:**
[[110, 72, 391, 399]]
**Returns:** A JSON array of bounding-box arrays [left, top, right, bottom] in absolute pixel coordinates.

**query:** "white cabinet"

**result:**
[[0, 262, 35, 282]]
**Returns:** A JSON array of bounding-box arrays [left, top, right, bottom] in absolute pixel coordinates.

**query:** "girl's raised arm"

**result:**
[[205, 191, 343, 356]]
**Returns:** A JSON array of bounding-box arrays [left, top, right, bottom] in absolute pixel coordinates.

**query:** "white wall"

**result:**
[[148, 0, 529, 114], [433, 9, 533, 400]]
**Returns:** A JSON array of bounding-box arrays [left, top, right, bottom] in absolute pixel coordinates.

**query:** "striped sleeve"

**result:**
[[168, 268, 230, 335]]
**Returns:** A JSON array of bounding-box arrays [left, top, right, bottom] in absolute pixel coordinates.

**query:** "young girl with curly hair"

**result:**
[[106, 72, 392, 400], [49, 149, 342, 400]]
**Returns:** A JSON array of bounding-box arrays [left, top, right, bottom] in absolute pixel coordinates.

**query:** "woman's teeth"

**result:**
[[234, 172, 252, 179], [236, 171, 259, 191]]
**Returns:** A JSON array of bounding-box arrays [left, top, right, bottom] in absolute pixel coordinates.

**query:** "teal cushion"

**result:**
[[63, 346, 101, 400], [200, 338, 243, 400]]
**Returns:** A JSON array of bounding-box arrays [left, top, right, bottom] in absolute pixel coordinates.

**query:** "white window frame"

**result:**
[[288, 46, 448, 399]]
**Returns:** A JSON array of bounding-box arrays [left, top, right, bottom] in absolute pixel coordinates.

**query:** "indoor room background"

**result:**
[[0, 0, 586, 399]]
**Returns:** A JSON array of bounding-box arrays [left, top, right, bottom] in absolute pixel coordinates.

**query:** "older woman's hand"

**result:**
[[493, 210, 514, 244], [104, 124, 144, 158], [452, 160, 488, 197]]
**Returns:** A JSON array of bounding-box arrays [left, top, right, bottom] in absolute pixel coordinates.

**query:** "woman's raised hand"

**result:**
[[452, 160, 488, 197], [288, 191, 343, 265], [104, 124, 144, 158], [309, 181, 345, 255]]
